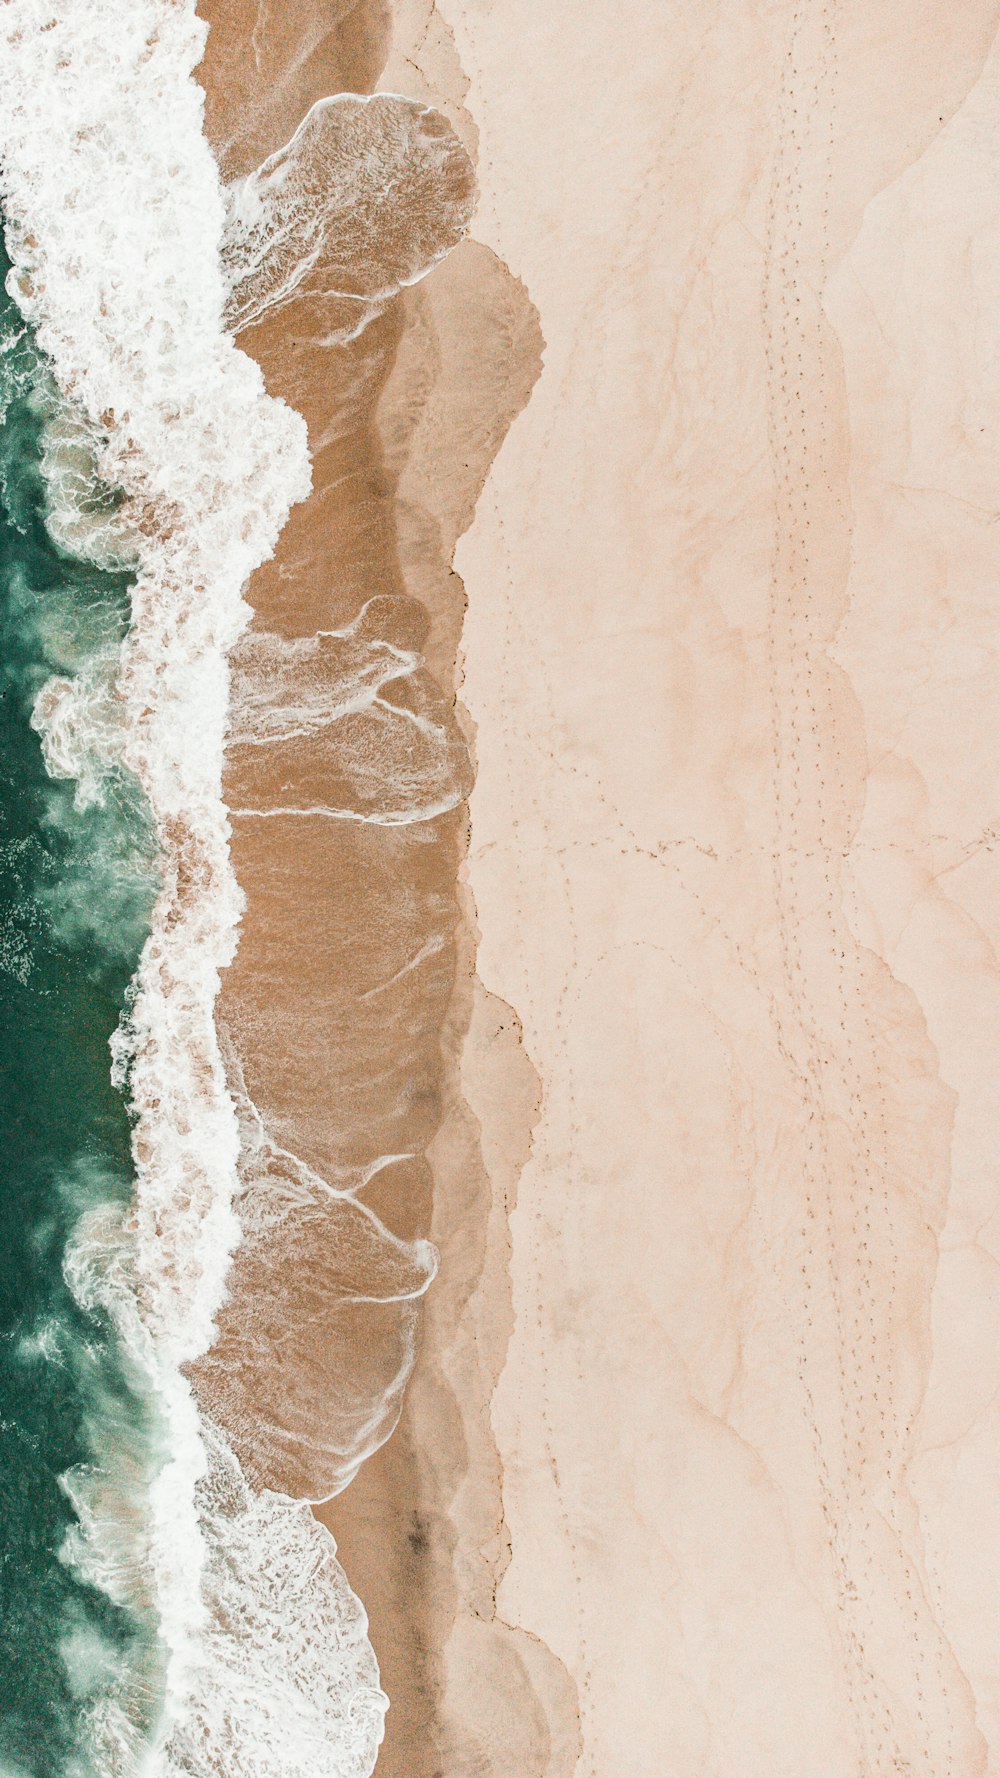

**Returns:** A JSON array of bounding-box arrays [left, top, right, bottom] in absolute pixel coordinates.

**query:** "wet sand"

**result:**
[[197, 2, 1000, 1774], [193, 3, 558, 1772]]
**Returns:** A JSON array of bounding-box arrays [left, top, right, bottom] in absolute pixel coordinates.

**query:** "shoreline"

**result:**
[[195, 3, 1000, 1772], [193, 3, 563, 1770]]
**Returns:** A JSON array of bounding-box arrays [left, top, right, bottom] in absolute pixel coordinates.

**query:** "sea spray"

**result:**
[[221, 91, 475, 334]]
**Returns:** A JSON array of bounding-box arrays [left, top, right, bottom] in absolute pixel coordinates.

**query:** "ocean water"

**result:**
[[0, 4, 476, 1772], [0, 260, 161, 1776]]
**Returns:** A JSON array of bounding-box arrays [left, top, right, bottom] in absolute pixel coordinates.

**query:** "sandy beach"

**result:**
[[444, 4, 1000, 1772], [191, 3, 1000, 1774]]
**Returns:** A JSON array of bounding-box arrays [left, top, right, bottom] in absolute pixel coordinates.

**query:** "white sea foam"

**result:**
[[194, 1067, 438, 1501], [31, 658, 122, 807], [227, 608, 419, 746], [226, 607, 473, 824], [38, 396, 139, 571], [0, 5, 387, 1775], [222, 92, 476, 333], [168, 1428, 389, 1778]]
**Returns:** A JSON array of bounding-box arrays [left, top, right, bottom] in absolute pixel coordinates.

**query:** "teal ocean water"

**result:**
[[0, 244, 161, 1776]]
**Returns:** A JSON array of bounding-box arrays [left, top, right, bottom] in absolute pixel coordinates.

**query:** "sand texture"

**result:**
[[441, 3, 1000, 1773], [196, 2, 1000, 1774]]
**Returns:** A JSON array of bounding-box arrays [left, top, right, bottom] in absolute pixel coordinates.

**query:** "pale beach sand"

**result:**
[[443, 3, 1000, 1774], [194, 2, 1000, 1774]]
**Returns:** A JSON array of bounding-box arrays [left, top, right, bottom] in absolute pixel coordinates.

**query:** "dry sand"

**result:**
[[442, 3, 1000, 1774], [196, 2, 1000, 1774]]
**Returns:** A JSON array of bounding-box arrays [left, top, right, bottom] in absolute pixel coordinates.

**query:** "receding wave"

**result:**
[[0, 3, 475, 1775], [192, 1063, 438, 1502], [222, 92, 477, 336], [225, 604, 473, 825]]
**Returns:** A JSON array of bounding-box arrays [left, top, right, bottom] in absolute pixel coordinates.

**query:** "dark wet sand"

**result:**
[[193, 4, 568, 1771], [199, 5, 1000, 1774]]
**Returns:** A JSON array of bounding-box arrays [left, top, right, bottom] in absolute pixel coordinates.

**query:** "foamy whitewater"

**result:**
[[0, 4, 461, 1774]]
